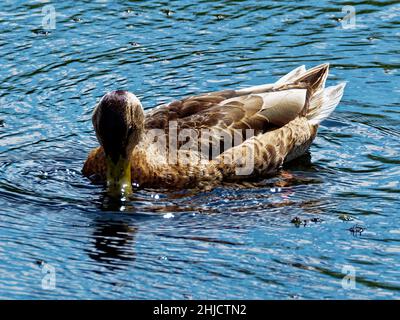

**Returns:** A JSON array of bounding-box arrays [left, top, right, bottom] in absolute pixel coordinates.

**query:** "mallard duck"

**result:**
[[83, 64, 345, 196]]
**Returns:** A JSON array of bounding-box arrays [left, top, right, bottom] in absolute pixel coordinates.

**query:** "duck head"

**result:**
[[92, 90, 144, 197]]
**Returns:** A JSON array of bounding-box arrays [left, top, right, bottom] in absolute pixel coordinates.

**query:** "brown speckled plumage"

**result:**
[[83, 64, 345, 190]]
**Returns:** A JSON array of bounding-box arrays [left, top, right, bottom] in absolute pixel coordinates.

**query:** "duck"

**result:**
[[83, 63, 345, 196]]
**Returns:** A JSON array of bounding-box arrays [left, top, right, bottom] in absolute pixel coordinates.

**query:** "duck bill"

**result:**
[[106, 156, 133, 197]]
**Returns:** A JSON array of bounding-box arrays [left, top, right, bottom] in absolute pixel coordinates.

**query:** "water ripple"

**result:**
[[0, 0, 399, 299]]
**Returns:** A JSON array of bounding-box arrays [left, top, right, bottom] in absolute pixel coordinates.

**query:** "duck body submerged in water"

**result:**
[[83, 64, 345, 196]]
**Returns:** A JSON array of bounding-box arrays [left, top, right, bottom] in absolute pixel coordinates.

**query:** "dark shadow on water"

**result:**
[[88, 217, 137, 271], [283, 151, 313, 171]]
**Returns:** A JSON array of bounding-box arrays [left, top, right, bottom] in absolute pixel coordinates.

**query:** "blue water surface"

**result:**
[[0, 0, 399, 299]]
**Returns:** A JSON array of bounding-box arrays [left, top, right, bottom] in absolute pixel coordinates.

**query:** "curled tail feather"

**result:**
[[270, 63, 331, 117], [294, 63, 329, 93], [307, 83, 346, 125], [275, 65, 306, 85]]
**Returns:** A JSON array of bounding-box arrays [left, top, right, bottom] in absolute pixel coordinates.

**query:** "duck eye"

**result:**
[[127, 125, 134, 138]]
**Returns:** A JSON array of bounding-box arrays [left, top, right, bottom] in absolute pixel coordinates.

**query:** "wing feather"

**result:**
[[143, 64, 329, 160]]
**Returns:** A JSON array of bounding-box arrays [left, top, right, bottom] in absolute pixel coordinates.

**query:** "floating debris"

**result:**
[[215, 14, 226, 20], [0, 119, 4, 127], [291, 216, 303, 226], [349, 224, 365, 235], [291, 216, 301, 224], [339, 214, 353, 221], [35, 259, 44, 266], [38, 170, 49, 179], [32, 29, 51, 36], [291, 216, 322, 226], [161, 8, 173, 16]]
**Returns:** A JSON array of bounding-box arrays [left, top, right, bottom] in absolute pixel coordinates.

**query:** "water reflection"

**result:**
[[88, 216, 137, 271]]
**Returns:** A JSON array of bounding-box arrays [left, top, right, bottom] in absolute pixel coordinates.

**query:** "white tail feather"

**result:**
[[308, 82, 346, 125], [275, 65, 306, 84], [237, 65, 307, 94]]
